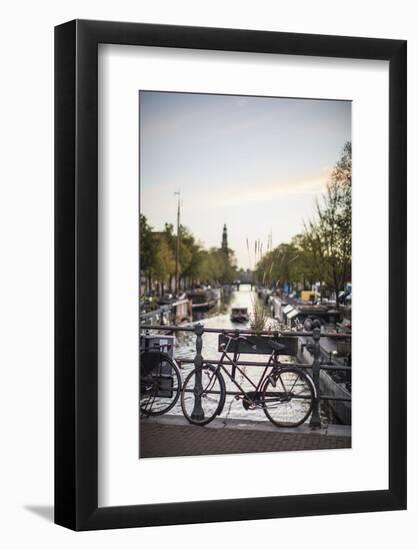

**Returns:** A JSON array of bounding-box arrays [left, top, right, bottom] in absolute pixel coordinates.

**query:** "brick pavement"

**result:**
[[140, 416, 351, 458]]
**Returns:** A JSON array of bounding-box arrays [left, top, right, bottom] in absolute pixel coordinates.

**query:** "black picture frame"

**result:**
[[55, 19, 407, 531]]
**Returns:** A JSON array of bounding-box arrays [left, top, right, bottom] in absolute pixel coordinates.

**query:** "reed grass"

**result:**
[[249, 299, 268, 333], [247, 236, 276, 333]]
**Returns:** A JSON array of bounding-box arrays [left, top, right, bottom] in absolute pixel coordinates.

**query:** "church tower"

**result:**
[[221, 224, 228, 254]]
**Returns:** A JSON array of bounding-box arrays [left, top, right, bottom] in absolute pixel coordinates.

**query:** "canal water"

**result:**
[[168, 284, 333, 424]]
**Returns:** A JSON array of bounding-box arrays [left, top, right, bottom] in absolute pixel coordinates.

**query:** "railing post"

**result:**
[[191, 323, 205, 421], [309, 320, 322, 428]]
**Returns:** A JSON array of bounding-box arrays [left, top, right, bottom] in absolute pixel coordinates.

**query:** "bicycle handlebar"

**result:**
[[221, 333, 258, 348], [223, 332, 252, 342]]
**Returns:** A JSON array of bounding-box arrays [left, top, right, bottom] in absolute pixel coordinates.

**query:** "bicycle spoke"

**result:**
[[181, 366, 225, 425], [288, 374, 300, 395], [263, 368, 314, 427]]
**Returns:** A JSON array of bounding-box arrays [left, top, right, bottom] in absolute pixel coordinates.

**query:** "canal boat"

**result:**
[[271, 294, 342, 328], [171, 297, 192, 324], [297, 323, 351, 425], [230, 307, 249, 324], [257, 287, 272, 304], [269, 292, 352, 424], [140, 296, 191, 326], [187, 288, 217, 311], [222, 284, 234, 296], [157, 293, 176, 305], [210, 287, 222, 302]]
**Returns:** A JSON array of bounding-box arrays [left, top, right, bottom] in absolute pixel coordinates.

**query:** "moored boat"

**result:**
[[187, 288, 217, 311], [230, 307, 249, 324]]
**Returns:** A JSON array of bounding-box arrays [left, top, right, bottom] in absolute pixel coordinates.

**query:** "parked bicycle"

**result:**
[[180, 332, 315, 428]]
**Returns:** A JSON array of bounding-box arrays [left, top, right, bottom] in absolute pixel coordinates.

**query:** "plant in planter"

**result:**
[[250, 300, 268, 333]]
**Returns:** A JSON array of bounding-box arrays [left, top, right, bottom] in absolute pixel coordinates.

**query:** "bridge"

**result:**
[[234, 281, 255, 290], [140, 322, 351, 429], [234, 270, 255, 290], [139, 322, 351, 458]]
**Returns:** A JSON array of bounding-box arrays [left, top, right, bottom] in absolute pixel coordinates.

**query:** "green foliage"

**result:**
[[139, 214, 156, 274], [140, 216, 238, 294], [255, 142, 352, 303], [309, 141, 352, 302], [255, 242, 301, 289], [151, 235, 175, 281]]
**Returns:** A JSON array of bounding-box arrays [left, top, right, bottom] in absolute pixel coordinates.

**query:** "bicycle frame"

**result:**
[[210, 336, 280, 405]]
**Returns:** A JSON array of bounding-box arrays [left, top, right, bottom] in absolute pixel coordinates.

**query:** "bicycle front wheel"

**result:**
[[262, 367, 314, 428], [181, 364, 226, 426]]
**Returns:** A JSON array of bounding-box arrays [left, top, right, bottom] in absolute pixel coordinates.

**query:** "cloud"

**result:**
[[201, 168, 332, 208]]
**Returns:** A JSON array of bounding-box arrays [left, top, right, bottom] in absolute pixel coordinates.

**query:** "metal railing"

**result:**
[[140, 321, 351, 428]]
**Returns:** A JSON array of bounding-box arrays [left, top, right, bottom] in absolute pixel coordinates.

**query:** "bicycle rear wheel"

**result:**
[[181, 364, 226, 426], [140, 351, 182, 417], [262, 367, 314, 427]]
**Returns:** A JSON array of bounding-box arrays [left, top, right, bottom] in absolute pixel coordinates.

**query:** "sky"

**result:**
[[139, 91, 351, 270]]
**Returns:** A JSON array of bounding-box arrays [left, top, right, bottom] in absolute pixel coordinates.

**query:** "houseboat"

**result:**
[[187, 288, 217, 311], [140, 296, 191, 326]]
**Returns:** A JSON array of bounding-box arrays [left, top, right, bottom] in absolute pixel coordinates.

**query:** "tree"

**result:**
[[254, 141, 352, 306], [140, 218, 238, 295], [291, 233, 322, 289], [255, 242, 300, 290], [151, 235, 175, 294], [139, 214, 157, 294], [311, 141, 351, 305]]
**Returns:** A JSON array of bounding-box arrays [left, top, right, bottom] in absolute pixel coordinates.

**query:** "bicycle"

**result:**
[[180, 332, 315, 428], [140, 350, 182, 417]]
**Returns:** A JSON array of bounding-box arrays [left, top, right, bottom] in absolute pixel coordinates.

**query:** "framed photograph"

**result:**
[[55, 20, 406, 530]]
